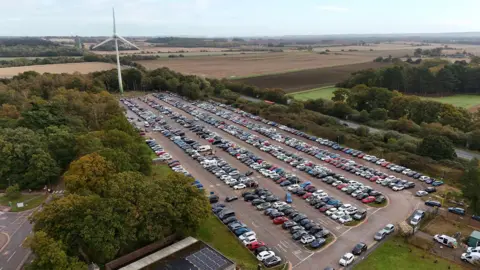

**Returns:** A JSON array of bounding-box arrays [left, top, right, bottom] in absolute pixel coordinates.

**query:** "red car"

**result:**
[[247, 241, 266, 250], [302, 193, 313, 199], [273, 216, 289, 224], [362, 196, 376, 204], [358, 153, 365, 158], [337, 184, 348, 190], [370, 176, 379, 182], [381, 162, 390, 167]]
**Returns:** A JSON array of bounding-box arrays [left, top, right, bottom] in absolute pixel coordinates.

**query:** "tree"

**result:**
[[369, 108, 388, 120], [330, 102, 353, 118], [44, 126, 76, 169], [64, 153, 115, 196], [288, 100, 304, 113], [332, 88, 350, 102], [25, 231, 88, 270], [417, 135, 456, 160], [5, 184, 20, 199], [461, 159, 480, 215]]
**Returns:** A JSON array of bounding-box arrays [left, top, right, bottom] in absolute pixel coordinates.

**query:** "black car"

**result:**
[[314, 202, 326, 209], [425, 187, 436, 193], [425, 200, 441, 207], [241, 191, 253, 197], [375, 196, 386, 204], [251, 199, 265, 206], [299, 219, 312, 226], [244, 194, 258, 202], [254, 246, 270, 255], [225, 196, 238, 202], [404, 182, 415, 189], [282, 221, 297, 229], [352, 242, 367, 255], [293, 214, 308, 222], [314, 229, 330, 238], [209, 195, 219, 203]]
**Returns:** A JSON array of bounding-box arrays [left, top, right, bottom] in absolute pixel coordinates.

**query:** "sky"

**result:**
[[1, 0, 480, 36]]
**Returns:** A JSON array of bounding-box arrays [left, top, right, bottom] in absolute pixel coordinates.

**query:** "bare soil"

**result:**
[[136, 52, 376, 78], [0, 62, 116, 78]]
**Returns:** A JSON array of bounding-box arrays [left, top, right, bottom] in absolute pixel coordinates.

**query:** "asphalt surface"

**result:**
[[240, 95, 480, 160], [126, 96, 425, 269], [0, 211, 33, 270]]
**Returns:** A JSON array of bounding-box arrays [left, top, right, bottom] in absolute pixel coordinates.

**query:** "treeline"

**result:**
[[0, 54, 158, 68], [0, 71, 209, 268], [146, 37, 241, 48], [337, 60, 480, 95], [0, 37, 84, 57]]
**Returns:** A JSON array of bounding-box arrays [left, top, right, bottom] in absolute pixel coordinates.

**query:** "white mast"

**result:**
[[93, 8, 139, 94]]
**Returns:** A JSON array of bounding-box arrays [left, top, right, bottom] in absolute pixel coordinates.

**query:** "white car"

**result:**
[[339, 252, 355, 266], [416, 190, 428, 197], [225, 179, 237, 185], [287, 184, 300, 191], [392, 185, 404, 191], [272, 201, 287, 208], [338, 215, 353, 224], [345, 207, 358, 215], [239, 231, 256, 241], [257, 251, 275, 261], [220, 175, 231, 181], [242, 235, 257, 246], [419, 176, 430, 182], [233, 184, 246, 190], [410, 215, 422, 226], [300, 234, 315, 244], [331, 211, 345, 220], [326, 208, 338, 216], [339, 204, 352, 211]]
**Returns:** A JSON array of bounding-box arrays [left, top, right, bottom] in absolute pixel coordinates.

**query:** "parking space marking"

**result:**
[[276, 244, 287, 252], [251, 221, 259, 228], [215, 183, 221, 187], [209, 185, 214, 188], [280, 240, 290, 248]]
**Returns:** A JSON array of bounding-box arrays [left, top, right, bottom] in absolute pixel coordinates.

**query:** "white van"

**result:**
[[433, 234, 458, 248], [198, 145, 211, 152], [461, 252, 480, 265], [467, 246, 480, 253]]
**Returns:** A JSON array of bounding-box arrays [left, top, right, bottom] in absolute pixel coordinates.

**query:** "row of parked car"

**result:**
[[244, 187, 331, 249], [212, 203, 282, 267], [194, 98, 445, 187]]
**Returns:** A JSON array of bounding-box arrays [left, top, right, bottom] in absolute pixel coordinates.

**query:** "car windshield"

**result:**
[[342, 255, 350, 260], [355, 244, 364, 249]]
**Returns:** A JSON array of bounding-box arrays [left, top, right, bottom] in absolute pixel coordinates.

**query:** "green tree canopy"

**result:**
[[417, 135, 457, 160]]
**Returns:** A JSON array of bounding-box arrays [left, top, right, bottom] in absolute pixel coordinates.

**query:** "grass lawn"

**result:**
[[288, 86, 337, 101], [195, 215, 259, 270], [421, 95, 480, 109], [0, 193, 47, 212], [151, 164, 172, 177], [354, 237, 464, 270]]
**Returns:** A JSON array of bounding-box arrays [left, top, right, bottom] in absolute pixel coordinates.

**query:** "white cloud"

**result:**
[[317, 5, 348, 12]]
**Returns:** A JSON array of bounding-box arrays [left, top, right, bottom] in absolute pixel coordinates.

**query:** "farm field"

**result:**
[[289, 86, 337, 100], [420, 95, 480, 111], [237, 61, 390, 92], [136, 52, 377, 79], [0, 62, 116, 78]]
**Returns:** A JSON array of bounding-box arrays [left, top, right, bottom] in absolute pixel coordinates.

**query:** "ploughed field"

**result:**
[[0, 62, 116, 78]]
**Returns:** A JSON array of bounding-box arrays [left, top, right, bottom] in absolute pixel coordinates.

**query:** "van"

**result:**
[[461, 252, 480, 265], [467, 246, 480, 253], [433, 234, 458, 248], [198, 145, 212, 152]]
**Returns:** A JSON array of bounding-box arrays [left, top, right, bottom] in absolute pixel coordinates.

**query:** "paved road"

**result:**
[[0, 211, 33, 270], [128, 96, 423, 269], [240, 95, 480, 160]]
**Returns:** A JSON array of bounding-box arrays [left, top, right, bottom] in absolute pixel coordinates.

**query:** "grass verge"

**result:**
[[345, 219, 363, 227], [353, 236, 464, 270], [195, 215, 259, 270], [151, 164, 173, 177], [368, 200, 388, 208], [0, 193, 47, 212], [287, 86, 337, 100]]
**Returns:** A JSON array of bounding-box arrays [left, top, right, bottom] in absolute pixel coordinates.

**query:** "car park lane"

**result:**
[[122, 102, 314, 266], [137, 96, 422, 269]]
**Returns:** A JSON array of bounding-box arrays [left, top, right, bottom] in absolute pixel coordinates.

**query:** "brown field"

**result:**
[[86, 44, 230, 55], [0, 62, 116, 78], [236, 62, 391, 92], [136, 52, 377, 78]]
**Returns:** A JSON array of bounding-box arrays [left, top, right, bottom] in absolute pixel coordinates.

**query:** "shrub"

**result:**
[[5, 184, 21, 199]]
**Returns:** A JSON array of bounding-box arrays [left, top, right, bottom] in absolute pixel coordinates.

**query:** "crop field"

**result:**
[[136, 52, 377, 79], [236, 61, 390, 92], [420, 95, 480, 111], [0, 62, 116, 78], [288, 86, 337, 100]]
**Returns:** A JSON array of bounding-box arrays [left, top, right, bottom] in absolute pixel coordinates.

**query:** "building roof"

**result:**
[[119, 237, 235, 270], [470, 230, 480, 239]]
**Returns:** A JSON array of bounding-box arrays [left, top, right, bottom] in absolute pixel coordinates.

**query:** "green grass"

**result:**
[[151, 164, 172, 177], [420, 95, 480, 109], [0, 193, 47, 212], [195, 215, 259, 270], [354, 237, 464, 270], [345, 219, 363, 227], [288, 86, 337, 101]]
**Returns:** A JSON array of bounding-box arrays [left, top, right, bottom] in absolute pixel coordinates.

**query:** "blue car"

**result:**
[[425, 200, 442, 207], [448, 207, 465, 216], [285, 192, 293, 204], [300, 182, 311, 188], [432, 181, 444, 186], [234, 227, 251, 236], [472, 215, 480, 221], [310, 238, 326, 249]]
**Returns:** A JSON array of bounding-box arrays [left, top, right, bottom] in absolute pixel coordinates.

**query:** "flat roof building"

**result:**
[[118, 237, 235, 270]]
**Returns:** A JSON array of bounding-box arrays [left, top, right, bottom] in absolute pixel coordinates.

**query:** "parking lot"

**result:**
[[123, 95, 426, 269]]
